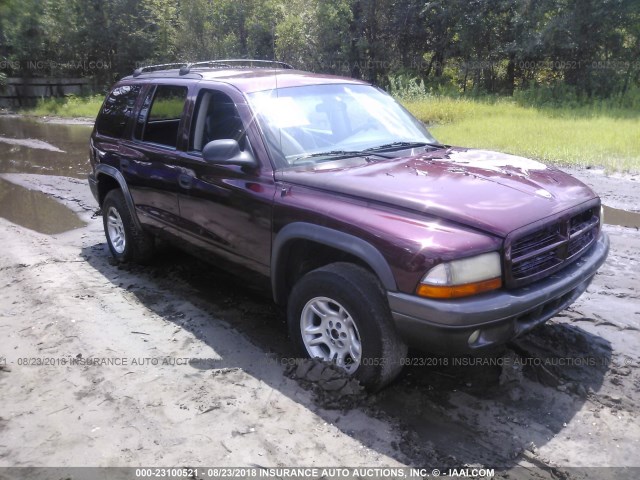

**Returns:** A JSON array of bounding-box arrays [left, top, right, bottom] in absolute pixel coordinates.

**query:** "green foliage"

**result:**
[[513, 85, 640, 112], [387, 75, 428, 101], [0, 0, 47, 75], [274, 1, 315, 68], [0, 0, 638, 99], [144, 0, 178, 62], [313, 0, 352, 71], [1, 0, 638, 170], [401, 96, 491, 124], [174, 0, 219, 60]]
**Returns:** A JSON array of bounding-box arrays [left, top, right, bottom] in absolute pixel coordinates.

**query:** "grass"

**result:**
[[26, 95, 104, 118], [402, 96, 640, 172]]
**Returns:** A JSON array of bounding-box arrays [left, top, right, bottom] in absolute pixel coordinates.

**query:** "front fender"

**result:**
[[271, 222, 397, 304]]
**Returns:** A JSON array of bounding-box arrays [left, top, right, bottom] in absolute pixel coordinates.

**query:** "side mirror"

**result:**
[[202, 139, 257, 168]]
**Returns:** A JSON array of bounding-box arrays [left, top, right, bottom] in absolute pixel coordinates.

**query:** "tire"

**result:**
[[287, 262, 407, 390], [102, 189, 154, 264]]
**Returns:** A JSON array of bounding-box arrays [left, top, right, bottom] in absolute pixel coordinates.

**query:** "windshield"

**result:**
[[247, 84, 438, 168]]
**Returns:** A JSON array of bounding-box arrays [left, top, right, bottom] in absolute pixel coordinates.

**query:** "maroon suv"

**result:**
[[88, 60, 609, 389]]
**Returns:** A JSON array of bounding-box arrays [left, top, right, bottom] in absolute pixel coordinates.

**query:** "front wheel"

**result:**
[[287, 262, 407, 390], [102, 189, 154, 264]]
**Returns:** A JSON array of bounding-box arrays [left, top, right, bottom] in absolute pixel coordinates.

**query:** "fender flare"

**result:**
[[94, 164, 143, 231], [271, 222, 397, 304]]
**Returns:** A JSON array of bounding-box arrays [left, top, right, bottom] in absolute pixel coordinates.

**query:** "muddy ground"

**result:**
[[0, 116, 639, 478]]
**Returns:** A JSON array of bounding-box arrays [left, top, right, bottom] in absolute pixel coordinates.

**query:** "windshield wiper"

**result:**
[[365, 141, 444, 152], [292, 149, 393, 163]]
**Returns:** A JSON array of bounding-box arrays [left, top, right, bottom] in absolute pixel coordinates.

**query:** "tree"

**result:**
[[0, 0, 637, 98]]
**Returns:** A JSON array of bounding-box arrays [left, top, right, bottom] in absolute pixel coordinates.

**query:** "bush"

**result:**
[[387, 74, 427, 101]]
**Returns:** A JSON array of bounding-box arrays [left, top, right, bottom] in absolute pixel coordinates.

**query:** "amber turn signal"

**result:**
[[416, 277, 502, 299]]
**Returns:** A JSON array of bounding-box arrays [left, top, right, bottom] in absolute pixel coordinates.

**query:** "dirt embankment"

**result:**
[[0, 169, 639, 479]]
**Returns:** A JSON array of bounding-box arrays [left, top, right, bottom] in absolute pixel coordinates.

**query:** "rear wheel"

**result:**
[[287, 262, 407, 390], [102, 189, 154, 264]]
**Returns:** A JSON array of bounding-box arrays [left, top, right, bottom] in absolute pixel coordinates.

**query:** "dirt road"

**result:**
[[1, 165, 639, 478]]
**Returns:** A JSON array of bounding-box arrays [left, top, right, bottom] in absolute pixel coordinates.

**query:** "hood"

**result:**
[[276, 148, 598, 237]]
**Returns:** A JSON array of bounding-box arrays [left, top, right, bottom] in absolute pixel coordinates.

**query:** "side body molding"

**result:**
[[271, 222, 397, 304], [94, 163, 143, 231]]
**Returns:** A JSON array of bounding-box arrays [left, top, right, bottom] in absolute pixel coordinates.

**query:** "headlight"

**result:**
[[416, 252, 502, 299]]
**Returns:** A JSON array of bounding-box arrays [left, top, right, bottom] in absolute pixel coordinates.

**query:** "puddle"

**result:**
[[603, 205, 640, 229], [0, 178, 85, 234], [0, 116, 92, 179]]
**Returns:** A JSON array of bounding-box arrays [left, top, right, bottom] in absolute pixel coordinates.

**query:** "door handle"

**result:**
[[178, 173, 193, 189], [120, 158, 131, 170]]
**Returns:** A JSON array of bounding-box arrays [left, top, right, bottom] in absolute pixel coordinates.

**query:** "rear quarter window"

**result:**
[[96, 85, 142, 138]]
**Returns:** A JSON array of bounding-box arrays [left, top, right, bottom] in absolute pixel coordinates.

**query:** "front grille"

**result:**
[[506, 206, 599, 288], [568, 228, 595, 256], [511, 223, 562, 258], [511, 250, 559, 278]]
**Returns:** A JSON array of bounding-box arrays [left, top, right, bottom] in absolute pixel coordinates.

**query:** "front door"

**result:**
[[175, 87, 276, 277]]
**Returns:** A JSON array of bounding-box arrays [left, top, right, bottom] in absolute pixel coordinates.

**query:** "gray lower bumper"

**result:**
[[388, 232, 609, 353]]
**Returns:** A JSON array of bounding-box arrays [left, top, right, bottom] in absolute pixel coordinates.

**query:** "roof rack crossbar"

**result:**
[[132, 62, 189, 77]]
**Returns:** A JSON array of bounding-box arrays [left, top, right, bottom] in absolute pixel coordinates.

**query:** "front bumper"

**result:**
[[388, 231, 609, 354]]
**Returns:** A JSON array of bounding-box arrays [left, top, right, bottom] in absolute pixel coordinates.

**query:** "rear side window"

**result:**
[[135, 85, 188, 148], [96, 85, 141, 138]]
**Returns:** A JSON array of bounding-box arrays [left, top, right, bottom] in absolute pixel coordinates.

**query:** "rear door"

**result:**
[[122, 82, 190, 231], [174, 85, 276, 277]]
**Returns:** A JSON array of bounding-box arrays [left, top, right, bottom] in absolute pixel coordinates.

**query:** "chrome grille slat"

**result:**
[[513, 238, 565, 263], [569, 217, 599, 240], [511, 225, 562, 257], [511, 251, 559, 277]]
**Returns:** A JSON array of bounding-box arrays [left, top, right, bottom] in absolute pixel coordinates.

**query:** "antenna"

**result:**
[[272, 21, 283, 159]]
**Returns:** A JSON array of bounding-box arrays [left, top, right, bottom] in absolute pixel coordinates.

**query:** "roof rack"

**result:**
[[180, 59, 294, 75], [132, 62, 188, 77], [132, 59, 294, 77]]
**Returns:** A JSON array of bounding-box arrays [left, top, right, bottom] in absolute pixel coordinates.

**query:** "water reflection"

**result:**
[[0, 178, 86, 234], [0, 116, 92, 179], [603, 205, 640, 229]]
